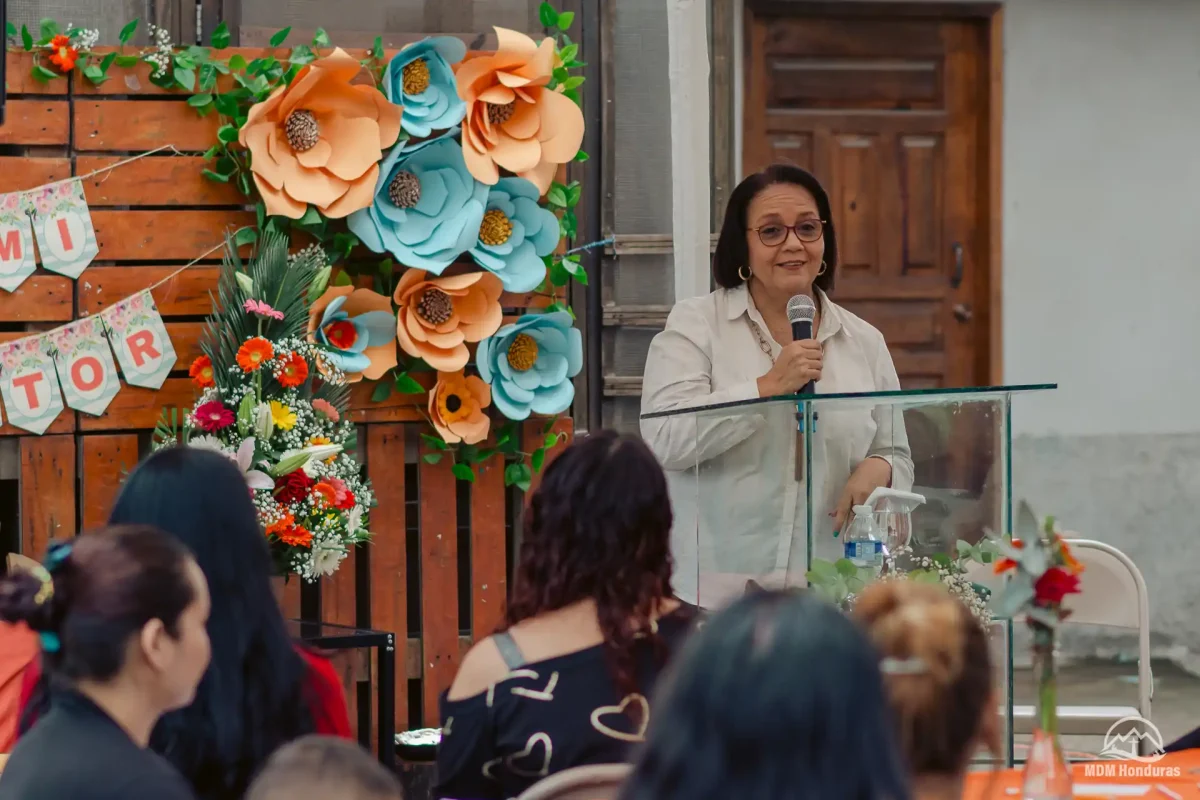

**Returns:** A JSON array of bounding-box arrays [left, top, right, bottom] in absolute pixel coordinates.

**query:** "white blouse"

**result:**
[[640, 285, 914, 608]]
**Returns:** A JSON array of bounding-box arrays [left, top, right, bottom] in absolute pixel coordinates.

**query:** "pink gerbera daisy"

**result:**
[[194, 400, 235, 432], [311, 398, 340, 422], [243, 299, 285, 320]]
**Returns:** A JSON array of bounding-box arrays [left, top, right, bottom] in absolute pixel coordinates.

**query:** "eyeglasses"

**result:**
[[752, 220, 826, 246]]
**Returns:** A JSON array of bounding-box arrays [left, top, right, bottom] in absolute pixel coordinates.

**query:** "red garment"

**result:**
[[17, 644, 351, 740], [0, 621, 38, 753]]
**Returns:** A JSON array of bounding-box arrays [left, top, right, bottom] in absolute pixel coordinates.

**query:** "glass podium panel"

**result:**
[[641, 384, 1054, 767]]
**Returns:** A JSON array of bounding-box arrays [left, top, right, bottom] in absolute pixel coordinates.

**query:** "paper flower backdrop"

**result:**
[[386, 37, 469, 138], [307, 286, 397, 382], [240, 48, 402, 219], [476, 311, 582, 420], [471, 177, 558, 292], [394, 269, 504, 371]]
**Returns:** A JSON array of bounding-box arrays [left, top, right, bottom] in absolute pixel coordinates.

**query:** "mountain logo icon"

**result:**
[[1101, 715, 1165, 762]]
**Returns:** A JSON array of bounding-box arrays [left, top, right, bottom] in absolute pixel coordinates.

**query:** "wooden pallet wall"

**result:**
[[0, 48, 573, 739]]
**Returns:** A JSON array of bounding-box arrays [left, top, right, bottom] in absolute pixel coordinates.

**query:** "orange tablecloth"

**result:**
[[964, 750, 1200, 799]]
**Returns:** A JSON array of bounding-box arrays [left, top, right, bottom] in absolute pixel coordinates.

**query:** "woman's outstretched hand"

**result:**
[[832, 457, 893, 534]]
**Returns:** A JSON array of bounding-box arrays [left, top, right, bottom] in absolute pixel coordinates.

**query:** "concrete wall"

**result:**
[[1001, 0, 1200, 668]]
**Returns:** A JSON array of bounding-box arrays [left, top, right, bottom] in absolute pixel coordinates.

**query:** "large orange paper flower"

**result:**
[[239, 48, 403, 219], [307, 285, 398, 383], [394, 269, 503, 372], [454, 28, 585, 194], [430, 370, 491, 445]]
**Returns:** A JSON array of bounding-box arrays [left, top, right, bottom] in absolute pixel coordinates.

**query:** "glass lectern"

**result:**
[[641, 383, 1056, 766]]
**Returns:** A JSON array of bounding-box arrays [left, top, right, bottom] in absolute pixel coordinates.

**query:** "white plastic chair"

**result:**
[[516, 764, 631, 800], [1009, 538, 1153, 737]]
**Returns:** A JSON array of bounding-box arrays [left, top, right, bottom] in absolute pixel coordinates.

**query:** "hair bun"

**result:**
[[0, 568, 56, 632]]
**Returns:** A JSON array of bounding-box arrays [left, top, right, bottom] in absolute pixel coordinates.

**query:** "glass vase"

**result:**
[[1021, 628, 1073, 800]]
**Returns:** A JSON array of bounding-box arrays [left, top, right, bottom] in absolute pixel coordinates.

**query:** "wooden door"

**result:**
[[743, 4, 996, 390]]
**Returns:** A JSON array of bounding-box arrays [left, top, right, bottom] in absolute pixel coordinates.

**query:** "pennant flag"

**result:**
[[0, 336, 65, 434], [50, 316, 121, 416], [31, 180, 99, 279], [0, 193, 37, 293], [103, 290, 176, 389]]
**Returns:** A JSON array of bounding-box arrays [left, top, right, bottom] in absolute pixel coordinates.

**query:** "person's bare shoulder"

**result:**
[[445, 636, 510, 701]]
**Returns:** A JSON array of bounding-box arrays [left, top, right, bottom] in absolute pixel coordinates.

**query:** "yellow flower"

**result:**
[[270, 401, 297, 430]]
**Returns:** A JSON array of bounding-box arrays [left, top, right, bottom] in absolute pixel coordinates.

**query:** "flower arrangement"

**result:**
[[153, 233, 373, 581]]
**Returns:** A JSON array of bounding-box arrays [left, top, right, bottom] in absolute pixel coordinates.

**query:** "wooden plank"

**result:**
[[0, 100, 71, 146], [78, 266, 221, 316], [986, 8, 1005, 385], [345, 376, 433, 423], [5, 52, 69, 95], [0, 276, 75, 322], [165, 322, 206, 370], [470, 452, 507, 640], [77, 156, 244, 207], [0, 158, 72, 193], [280, 578, 302, 620], [367, 424, 409, 731], [80, 434, 139, 529], [92, 211, 253, 261], [74, 100, 222, 151], [19, 435, 76, 559], [418, 437, 459, 726], [78, 377, 196, 431], [524, 417, 573, 496]]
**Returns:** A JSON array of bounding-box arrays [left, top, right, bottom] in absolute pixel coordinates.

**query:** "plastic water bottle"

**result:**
[[844, 504, 884, 573]]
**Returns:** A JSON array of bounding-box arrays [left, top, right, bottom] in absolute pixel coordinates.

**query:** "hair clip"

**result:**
[[30, 565, 54, 607], [39, 631, 61, 654], [44, 541, 73, 572], [880, 657, 928, 676]]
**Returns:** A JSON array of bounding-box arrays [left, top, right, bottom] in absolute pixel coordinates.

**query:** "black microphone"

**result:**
[[787, 295, 816, 394]]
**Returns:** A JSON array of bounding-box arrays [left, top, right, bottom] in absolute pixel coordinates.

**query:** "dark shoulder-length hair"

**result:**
[[108, 447, 316, 800], [620, 590, 911, 800], [505, 431, 674, 696], [713, 164, 839, 293]]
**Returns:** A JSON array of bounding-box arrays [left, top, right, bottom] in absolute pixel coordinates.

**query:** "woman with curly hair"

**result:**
[[434, 431, 696, 800]]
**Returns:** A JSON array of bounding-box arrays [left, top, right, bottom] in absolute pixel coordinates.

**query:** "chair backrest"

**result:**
[[1060, 537, 1147, 630], [516, 763, 632, 800]]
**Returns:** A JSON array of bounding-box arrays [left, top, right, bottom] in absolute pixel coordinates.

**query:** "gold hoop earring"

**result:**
[[738, 265, 751, 282], [817, 261, 827, 276]]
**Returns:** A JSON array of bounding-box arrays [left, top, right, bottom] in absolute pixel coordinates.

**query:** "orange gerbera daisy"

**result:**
[[1057, 536, 1084, 575], [189, 355, 215, 388], [266, 513, 296, 539], [279, 524, 313, 548], [236, 337, 274, 372], [48, 35, 79, 73], [312, 481, 338, 507], [277, 351, 309, 388]]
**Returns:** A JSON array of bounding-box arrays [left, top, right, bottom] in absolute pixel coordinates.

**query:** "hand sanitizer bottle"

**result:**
[[844, 504, 884, 573]]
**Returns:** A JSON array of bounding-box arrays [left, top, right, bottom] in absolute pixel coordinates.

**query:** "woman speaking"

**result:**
[[640, 165, 913, 608]]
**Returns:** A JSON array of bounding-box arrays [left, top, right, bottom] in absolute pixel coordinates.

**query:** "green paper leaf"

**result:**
[[39, 19, 59, 42], [566, 184, 582, 207], [539, 2, 559, 29], [370, 379, 393, 402], [333, 271, 353, 287], [198, 63, 217, 91], [559, 44, 579, 64], [394, 372, 423, 394], [544, 432, 560, 448], [531, 448, 546, 473], [420, 434, 449, 451], [372, 35, 384, 60], [202, 169, 231, 183], [332, 232, 359, 258], [217, 123, 239, 143], [83, 65, 108, 85], [214, 93, 241, 117], [422, 452, 443, 465], [557, 11, 576, 29], [229, 54, 248, 72], [6, 22, 16, 39], [269, 27, 292, 47], [564, 88, 580, 104], [189, 93, 214, 108], [30, 65, 61, 83], [553, 66, 570, 85], [546, 187, 568, 207], [312, 28, 331, 47], [175, 53, 197, 70], [562, 76, 585, 91], [298, 206, 323, 226], [99, 52, 118, 72], [233, 226, 258, 247], [504, 462, 532, 492], [211, 21, 230, 49], [119, 18, 139, 45], [21, 25, 33, 51], [115, 54, 140, 67], [452, 464, 476, 483], [174, 67, 197, 91], [289, 45, 316, 66]]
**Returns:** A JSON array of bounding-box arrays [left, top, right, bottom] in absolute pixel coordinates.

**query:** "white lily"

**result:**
[[278, 443, 344, 477], [236, 438, 275, 490]]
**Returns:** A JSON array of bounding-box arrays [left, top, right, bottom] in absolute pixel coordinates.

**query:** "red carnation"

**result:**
[[1034, 566, 1081, 606], [275, 470, 315, 504]]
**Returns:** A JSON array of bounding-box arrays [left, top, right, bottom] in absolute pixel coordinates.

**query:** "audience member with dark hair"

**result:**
[[854, 581, 997, 800], [0, 556, 38, 755], [620, 589, 911, 800], [0, 527, 209, 799], [246, 735, 402, 800], [19, 446, 351, 800], [435, 431, 696, 800]]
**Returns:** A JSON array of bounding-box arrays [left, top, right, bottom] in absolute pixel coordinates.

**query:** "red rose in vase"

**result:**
[[1033, 566, 1081, 606], [275, 470, 315, 504]]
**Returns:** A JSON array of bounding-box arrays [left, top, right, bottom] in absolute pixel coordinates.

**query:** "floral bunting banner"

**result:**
[[0, 338, 66, 434], [51, 317, 121, 416], [102, 291, 176, 390], [30, 180, 100, 280], [0, 194, 37, 293]]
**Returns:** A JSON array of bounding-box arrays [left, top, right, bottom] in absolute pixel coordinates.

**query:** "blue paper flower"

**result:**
[[347, 132, 488, 273], [470, 177, 557, 293], [385, 37, 468, 138], [476, 311, 582, 420], [309, 286, 398, 380]]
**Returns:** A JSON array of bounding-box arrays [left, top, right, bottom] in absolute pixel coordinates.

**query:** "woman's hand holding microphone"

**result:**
[[756, 340, 823, 398]]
